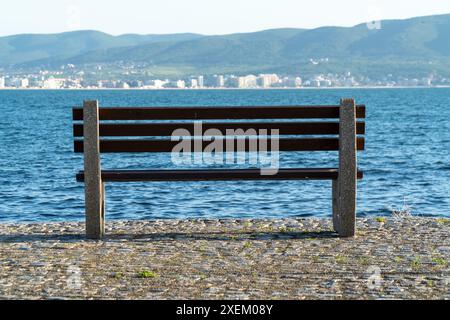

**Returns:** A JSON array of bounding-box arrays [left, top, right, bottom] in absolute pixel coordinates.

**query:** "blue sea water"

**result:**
[[0, 88, 449, 222]]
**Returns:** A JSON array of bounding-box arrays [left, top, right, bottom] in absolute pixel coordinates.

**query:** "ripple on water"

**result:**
[[0, 88, 450, 222]]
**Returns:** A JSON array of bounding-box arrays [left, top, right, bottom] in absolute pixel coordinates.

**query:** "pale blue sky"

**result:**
[[1, 0, 450, 36]]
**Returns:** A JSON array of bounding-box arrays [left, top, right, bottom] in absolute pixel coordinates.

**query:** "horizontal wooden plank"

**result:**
[[76, 168, 364, 182], [73, 105, 366, 121], [73, 122, 366, 137], [74, 137, 365, 153]]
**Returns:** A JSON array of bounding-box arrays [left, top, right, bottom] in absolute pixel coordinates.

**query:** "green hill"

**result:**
[[2, 14, 450, 77], [0, 30, 202, 65]]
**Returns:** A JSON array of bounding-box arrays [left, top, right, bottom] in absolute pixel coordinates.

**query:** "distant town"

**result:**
[[1, 64, 449, 89]]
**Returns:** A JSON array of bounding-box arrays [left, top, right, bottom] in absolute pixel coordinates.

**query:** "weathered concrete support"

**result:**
[[337, 98, 357, 237], [332, 179, 339, 233], [83, 100, 104, 239]]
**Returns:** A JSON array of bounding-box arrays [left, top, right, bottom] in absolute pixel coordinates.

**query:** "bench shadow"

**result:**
[[0, 230, 337, 243]]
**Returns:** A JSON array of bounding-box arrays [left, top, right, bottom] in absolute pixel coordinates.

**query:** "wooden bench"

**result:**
[[73, 99, 366, 239]]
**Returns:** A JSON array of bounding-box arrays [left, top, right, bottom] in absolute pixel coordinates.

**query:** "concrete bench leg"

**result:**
[[337, 98, 357, 237], [83, 100, 105, 239]]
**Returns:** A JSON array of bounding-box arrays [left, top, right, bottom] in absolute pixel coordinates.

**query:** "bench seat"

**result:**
[[76, 168, 364, 182]]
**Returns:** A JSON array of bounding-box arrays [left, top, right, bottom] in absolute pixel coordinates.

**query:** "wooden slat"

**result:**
[[73, 122, 366, 137], [76, 168, 364, 182], [74, 137, 365, 153], [73, 105, 366, 121]]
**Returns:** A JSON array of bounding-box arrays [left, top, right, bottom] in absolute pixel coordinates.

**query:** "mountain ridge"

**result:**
[[2, 14, 450, 78]]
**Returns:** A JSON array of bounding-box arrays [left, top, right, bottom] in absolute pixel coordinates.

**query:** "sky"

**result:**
[[1, 0, 450, 36]]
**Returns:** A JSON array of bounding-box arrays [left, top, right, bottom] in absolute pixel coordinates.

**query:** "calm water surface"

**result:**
[[0, 88, 449, 222]]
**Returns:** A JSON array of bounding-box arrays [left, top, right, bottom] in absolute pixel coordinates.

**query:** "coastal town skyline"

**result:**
[[0, 71, 445, 90]]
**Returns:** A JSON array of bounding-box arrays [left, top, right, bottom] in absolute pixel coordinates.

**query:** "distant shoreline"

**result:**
[[1, 86, 450, 91]]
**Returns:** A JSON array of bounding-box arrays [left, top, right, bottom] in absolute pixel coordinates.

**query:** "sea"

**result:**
[[0, 88, 449, 222]]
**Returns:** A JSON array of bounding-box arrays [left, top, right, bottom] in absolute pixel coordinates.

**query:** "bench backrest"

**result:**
[[73, 101, 365, 154]]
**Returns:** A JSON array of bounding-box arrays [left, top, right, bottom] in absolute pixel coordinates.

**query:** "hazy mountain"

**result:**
[[2, 14, 450, 77], [0, 30, 202, 65]]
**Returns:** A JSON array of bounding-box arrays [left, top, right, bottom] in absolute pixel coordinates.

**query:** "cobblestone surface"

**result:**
[[0, 218, 449, 300]]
